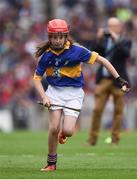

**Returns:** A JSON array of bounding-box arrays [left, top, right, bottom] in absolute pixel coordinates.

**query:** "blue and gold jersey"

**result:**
[[33, 41, 98, 87]]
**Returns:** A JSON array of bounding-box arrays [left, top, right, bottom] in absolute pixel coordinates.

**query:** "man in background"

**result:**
[[87, 17, 132, 145]]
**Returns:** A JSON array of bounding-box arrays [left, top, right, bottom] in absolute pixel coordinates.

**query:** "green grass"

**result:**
[[0, 130, 137, 179]]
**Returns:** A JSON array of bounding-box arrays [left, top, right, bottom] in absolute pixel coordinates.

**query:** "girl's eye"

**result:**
[[54, 37, 63, 40]]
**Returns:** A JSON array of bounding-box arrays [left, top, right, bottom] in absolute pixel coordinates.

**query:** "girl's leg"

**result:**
[[58, 91, 84, 144], [48, 109, 62, 154], [41, 109, 62, 171], [58, 115, 77, 144], [62, 115, 77, 137]]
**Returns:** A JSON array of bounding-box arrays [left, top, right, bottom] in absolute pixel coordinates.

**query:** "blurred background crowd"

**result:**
[[0, 0, 137, 132]]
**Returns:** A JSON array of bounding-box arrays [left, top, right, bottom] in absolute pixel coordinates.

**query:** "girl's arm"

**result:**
[[96, 55, 119, 78], [96, 55, 130, 92]]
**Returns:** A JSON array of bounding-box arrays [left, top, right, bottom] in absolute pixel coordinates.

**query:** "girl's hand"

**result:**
[[115, 77, 130, 92], [42, 95, 51, 107]]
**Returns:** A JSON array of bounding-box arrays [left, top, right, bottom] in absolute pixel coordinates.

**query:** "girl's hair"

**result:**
[[35, 41, 50, 58], [35, 37, 74, 58]]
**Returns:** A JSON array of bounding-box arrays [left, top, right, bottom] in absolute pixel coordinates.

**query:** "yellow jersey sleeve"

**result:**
[[87, 51, 98, 65]]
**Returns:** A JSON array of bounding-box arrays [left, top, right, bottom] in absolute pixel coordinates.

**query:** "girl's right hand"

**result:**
[[42, 95, 51, 107]]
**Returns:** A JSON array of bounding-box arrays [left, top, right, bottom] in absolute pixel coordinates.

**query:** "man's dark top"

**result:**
[[94, 34, 132, 87]]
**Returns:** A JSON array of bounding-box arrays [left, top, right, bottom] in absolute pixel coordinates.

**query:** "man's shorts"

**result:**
[[45, 85, 85, 118]]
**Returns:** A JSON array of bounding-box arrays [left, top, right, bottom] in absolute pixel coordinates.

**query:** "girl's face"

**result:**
[[50, 33, 66, 50]]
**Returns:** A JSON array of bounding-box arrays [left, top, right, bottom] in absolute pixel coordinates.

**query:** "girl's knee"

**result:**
[[63, 129, 73, 137]]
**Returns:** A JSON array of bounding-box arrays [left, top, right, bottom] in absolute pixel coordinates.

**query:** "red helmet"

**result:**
[[47, 19, 69, 33]]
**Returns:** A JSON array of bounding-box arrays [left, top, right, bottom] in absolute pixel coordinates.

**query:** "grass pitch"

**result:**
[[0, 130, 137, 179]]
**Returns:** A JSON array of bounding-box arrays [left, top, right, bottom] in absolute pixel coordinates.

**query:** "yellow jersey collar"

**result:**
[[46, 41, 71, 55]]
